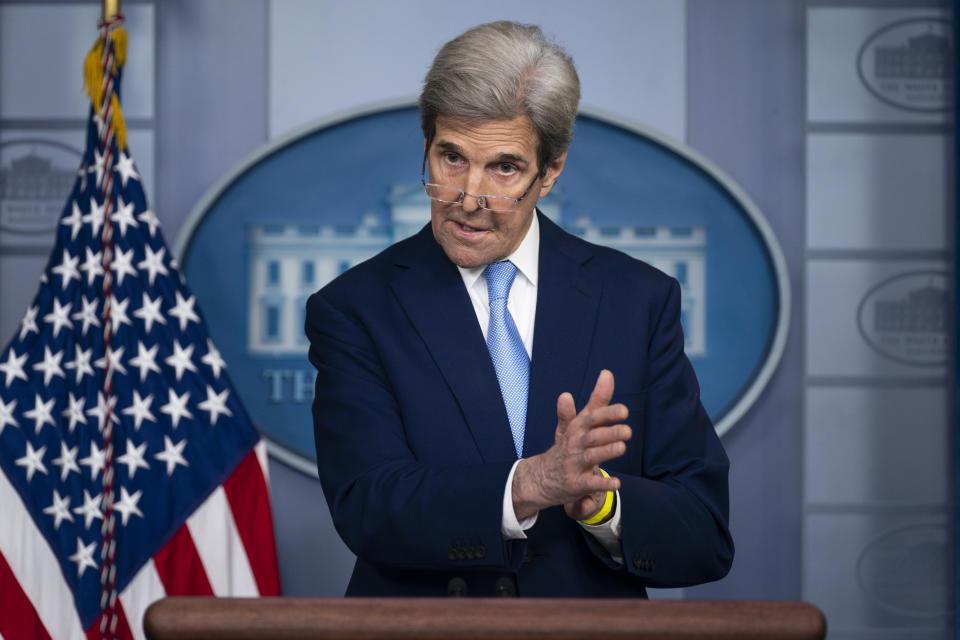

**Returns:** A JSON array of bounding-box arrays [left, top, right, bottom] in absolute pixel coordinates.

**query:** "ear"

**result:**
[[538, 151, 568, 197]]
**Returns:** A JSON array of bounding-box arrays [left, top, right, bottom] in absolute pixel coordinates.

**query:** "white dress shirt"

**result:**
[[456, 214, 623, 563]]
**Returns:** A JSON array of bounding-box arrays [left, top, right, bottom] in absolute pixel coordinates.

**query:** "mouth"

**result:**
[[451, 220, 488, 234]]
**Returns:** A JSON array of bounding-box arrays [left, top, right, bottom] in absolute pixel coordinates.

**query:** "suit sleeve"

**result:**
[[306, 291, 523, 572], [583, 278, 734, 587]]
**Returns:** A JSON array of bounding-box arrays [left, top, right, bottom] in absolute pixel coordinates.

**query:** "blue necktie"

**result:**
[[484, 261, 529, 458]]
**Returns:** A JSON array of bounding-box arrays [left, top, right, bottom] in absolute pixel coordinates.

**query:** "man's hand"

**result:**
[[512, 370, 632, 522]]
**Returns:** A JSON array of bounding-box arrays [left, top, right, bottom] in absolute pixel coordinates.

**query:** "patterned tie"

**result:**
[[484, 261, 530, 458]]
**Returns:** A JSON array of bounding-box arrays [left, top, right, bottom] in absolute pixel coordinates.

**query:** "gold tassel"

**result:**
[[82, 28, 129, 150]]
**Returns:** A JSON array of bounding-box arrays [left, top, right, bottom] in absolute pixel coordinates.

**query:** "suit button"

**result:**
[[494, 576, 516, 597], [447, 577, 468, 597], [477, 544, 487, 559]]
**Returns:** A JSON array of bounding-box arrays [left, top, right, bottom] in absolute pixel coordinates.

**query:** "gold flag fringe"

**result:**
[[83, 28, 128, 150]]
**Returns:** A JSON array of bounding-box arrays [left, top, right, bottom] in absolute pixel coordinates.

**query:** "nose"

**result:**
[[460, 172, 484, 213]]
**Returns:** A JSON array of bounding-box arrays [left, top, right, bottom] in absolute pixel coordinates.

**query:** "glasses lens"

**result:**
[[481, 195, 518, 213], [424, 184, 463, 204]]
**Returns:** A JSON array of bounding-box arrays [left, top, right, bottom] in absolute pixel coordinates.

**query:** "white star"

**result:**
[[114, 152, 140, 187], [155, 435, 189, 476], [129, 341, 162, 382], [169, 291, 200, 332], [23, 394, 55, 434], [138, 245, 169, 286], [64, 344, 95, 384], [43, 298, 73, 339], [15, 441, 47, 482], [117, 438, 150, 479], [71, 295, 101, 337], [85, 391, 119, 432], [72, 490, 103, 529], [61, 200, 84, 240], [94, 344, 127, 379], [161, 388, 193, 428], [114, 486, 144, 526], [52, 441, 80, 482], [165, 340, 198, 382], [79, 247, 104, 287], [80, 442, 105, 481], [88, 147, 107, 186], [198, 386, 233, 426], [51, 249, 80, 290], [110, 247, 137, 286], [110, 195, 138, 237], [68, 537, 98, 577], [138, 208, 160, 237], [133, 292, 166, 334], [82, 196, 105, 238], [122, 390, 156, 431], [0, 397, 18, 435], [43, 489, 74, 530], [18, 305, 38, 340], [0, 349, 28, 387], [108, 294, 133, 335], [32, 346, 65, 386], [201, 339, 226, 378], [60, 391, 87, 432]]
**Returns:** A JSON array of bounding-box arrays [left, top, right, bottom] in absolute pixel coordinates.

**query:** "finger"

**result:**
[[581, 424, 632, 449], [582, 440, 628, 467], [555, 392, 576, 436], [584, 369, 615, 412], [577, 403, 629, 430], [577, 471, 621, 495]]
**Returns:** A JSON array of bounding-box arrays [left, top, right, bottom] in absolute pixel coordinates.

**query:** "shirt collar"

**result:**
[[457, 211, 540, 290]]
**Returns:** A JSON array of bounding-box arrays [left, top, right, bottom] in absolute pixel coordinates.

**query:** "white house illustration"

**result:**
[[247, 185, 706, 357]]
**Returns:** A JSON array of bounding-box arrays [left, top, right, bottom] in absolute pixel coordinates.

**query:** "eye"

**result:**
[[442, 152, 463, 165], [497, 162, 518, 175]]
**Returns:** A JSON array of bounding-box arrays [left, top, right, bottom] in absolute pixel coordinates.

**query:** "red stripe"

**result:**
[[222, 448, 282, 595], [152, 524, 215, 596], [0, 550, 52, 640], [84, 600, 134, 640]]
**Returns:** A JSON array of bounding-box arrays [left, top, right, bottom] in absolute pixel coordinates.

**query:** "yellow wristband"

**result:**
[[580, 468, 615, 525]]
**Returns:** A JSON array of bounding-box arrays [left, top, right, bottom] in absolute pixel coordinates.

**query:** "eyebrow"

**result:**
[[434, 139, 529, 165]]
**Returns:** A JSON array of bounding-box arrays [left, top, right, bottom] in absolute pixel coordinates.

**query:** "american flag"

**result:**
[[0, 16, 280, 640]]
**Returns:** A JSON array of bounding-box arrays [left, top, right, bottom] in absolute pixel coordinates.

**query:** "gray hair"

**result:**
[[419, 21, 580, 175]]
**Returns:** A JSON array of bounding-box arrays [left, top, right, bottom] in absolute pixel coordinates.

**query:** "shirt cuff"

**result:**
[[501, 459, 538, 539], [577, 490, 624, 564]]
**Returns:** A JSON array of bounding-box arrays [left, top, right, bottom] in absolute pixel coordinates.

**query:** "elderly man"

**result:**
[[306, 21, 733, 597]]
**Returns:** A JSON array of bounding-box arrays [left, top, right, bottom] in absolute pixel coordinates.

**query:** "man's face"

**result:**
[[427, 115, 565, 268]]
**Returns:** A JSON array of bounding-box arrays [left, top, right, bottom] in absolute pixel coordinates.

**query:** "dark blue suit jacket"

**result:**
[[306, 212, 733, 597]]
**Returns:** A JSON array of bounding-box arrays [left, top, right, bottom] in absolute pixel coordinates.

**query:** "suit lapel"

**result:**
[[523, 214, 601, 458], [390, 228, 517, 463]]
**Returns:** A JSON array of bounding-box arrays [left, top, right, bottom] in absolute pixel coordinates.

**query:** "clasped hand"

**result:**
[[512, 370, 632, 523]]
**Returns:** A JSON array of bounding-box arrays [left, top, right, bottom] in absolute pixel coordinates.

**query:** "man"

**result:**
[[306, 21, 733, 597]]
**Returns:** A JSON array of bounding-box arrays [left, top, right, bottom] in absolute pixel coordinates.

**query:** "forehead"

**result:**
[[431, 116, 537, 160]]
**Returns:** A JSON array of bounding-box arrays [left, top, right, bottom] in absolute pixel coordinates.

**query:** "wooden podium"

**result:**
[[144, 597, 826, 639]]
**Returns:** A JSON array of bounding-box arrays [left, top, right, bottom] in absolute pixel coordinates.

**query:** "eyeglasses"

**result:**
[[420, 151, 540, 214]]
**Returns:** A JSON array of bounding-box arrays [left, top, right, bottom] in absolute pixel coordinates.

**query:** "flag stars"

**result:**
[[51, 249, 80, 290], [114, 487, 144, 526], [89, 148, 107, 187], [79, 247, 104, 287], [117, 438, 150, 479], [133, 293, 165, 334], [85, 391, 119, 432], [155, 435, 189, 476], [82, 196, 106, 239], [165, 340, 199, 381], [68, 537, 98, 578], [198, 386, 233, 427], [43, 298, 74, 339], [61, 391, 87, 432], [138, 209, 160, 237], [15, 441, 48, 482], [129, 341, 161, 382], [138, 245, 169, 286], [108, 294, 133, 335], [201, 339, 226, 379], [161, 389, 193, 428], [80, 442, 105, 481], [111, 247, 137, 286], [23, 394, 56, 434], [64, 344, 95, 384], [0, 397, 18, 435], [0, 349, 29, 388], [32, 346, 65, 386], [72, 489, 103, 529], [169, 291, 200, 332], [43, 489, 74, 530], [122, 390, 156, 431], [18, 305, 38, 341], [61, 200, 85, 241], [52, 442, 80, 482], [114, 152, 140, 188], [110, 195, 138, 237], [94, 344, 128, 379]]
